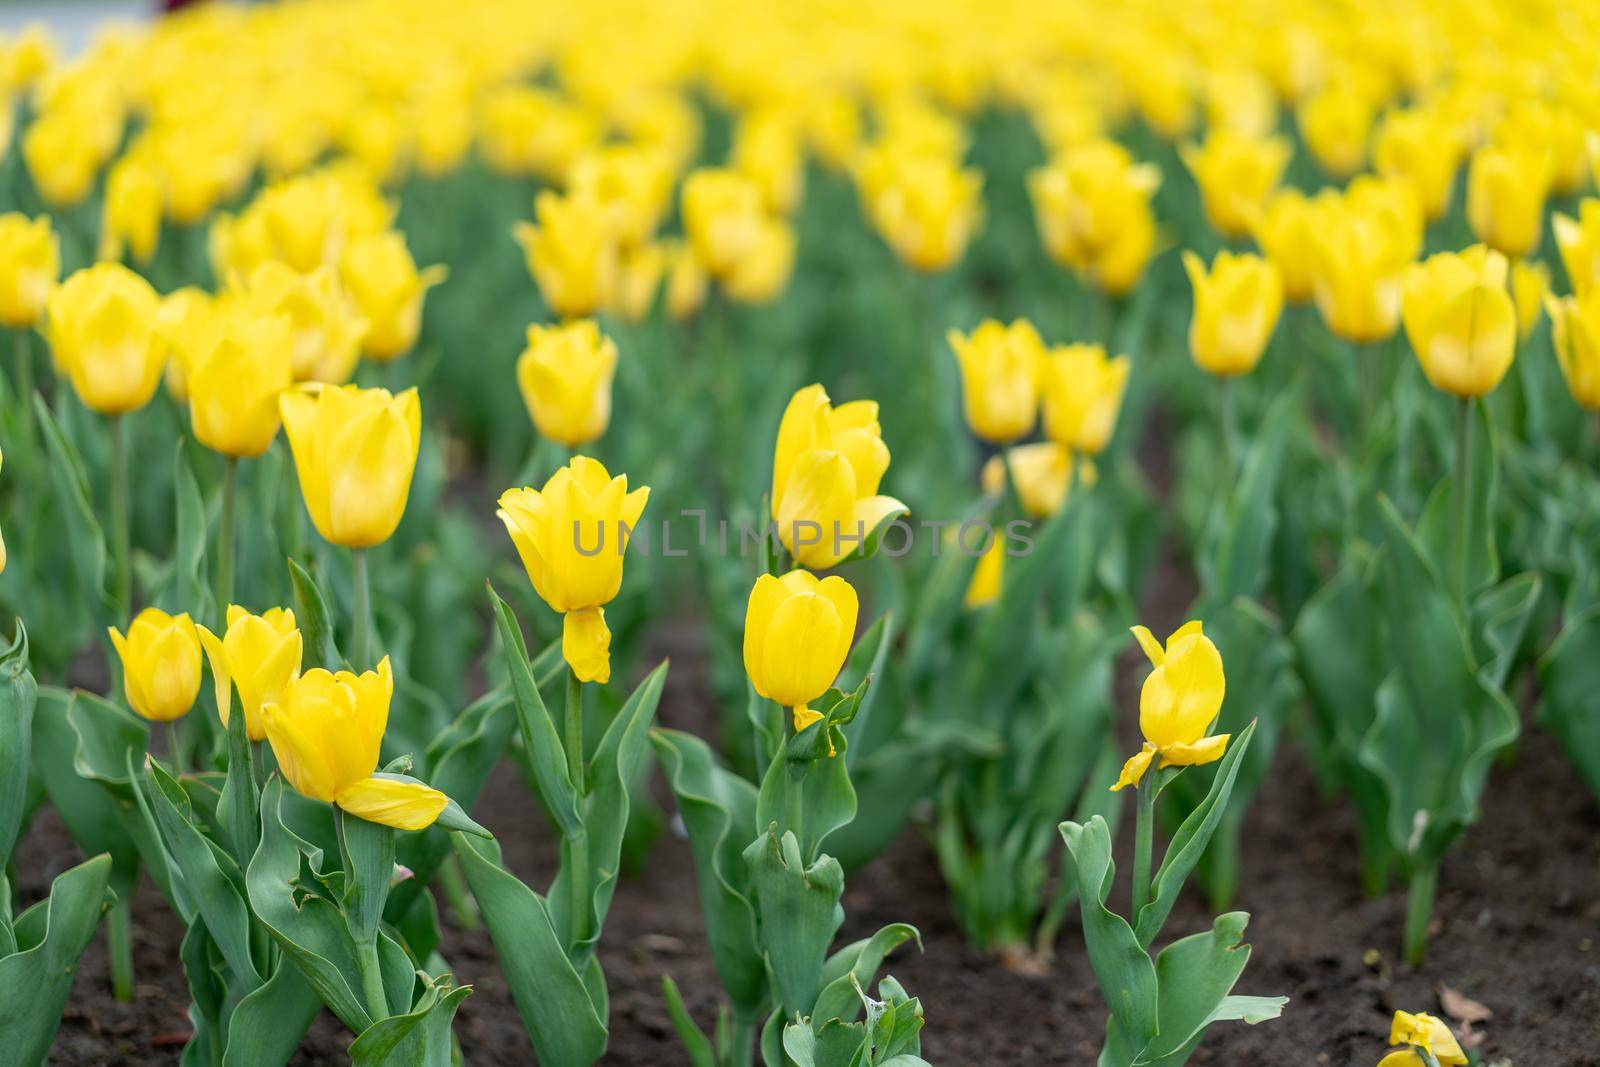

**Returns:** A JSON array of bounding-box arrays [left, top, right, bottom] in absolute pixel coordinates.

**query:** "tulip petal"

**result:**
[[197, 624, 233, 732], [1110, 744, 1157, 792], [1157, 733, 1230, 768], [1129, 624, 1164, 667], [563, 606, 612, 684], [336, 776, 449, 831], [743, 574, 788, 701], [760, 589, 843, 710]]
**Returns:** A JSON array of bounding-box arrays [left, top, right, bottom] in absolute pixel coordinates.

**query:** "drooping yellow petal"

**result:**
[[1157, 733, 1230, 768], [563, 606, 612, 684], [335, 776, 449, 831], [1130, 625, 1164, 667], [1110, 744, 1157, 792]]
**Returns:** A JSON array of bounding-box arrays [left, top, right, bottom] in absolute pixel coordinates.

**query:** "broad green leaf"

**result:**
[[1134, 912, 1285, 1065], [0, 623, 35, 868], [812, 923, 921, 1025], [1539, 603, 1600, 799], [744, 829, 844, 1018], [1199, 389, 1294, 606], [838, 614, 893, 768], [1417, 398, 1498, 602], [348, 972, 471, 1067], [660, 975, 717, 1067], [288, 557, 343, 670], [487, 584, 580, 837], [221, 958, 323, 1067], [1058, 816, 1157, 1049], [33, 395, 108, 619], [0, 854, 113, 1062]]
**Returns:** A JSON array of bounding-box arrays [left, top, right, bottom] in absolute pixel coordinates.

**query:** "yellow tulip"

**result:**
[[188, 306, 294, 457], [146, 127, 254, 228], [412, 83, 474, 179], [1200, 67, 1279, 140], [981, 442, 1092, 519], [963, 538, 1005, 611], [1510, 260, 1548, 341], [339, 231, 448, 361], [45, 264, 164, 416], [0, 24, 56, 91], [733, 109, 805, 216], [610, 241, 665, 323], [681, 167, 767, 279], [1373, 108, 1466, 221], [664, 241, 709, 322], [516, 319, 617, 447], [743, 569, 858, 732], [1040, 344, 1130, 456], [569, 145, 675, 248], [770, 384, 906, 570], [1182, 251, 1284, 378], [512, 191, 618, 320], [1376, 1011, 1467, 1067], [1111, 621, 1229, 791], [1298, 85, 1373, 179], [1028, 141, 1161, 295], [1496, 100, 1589, 196], [477, 86, 600, 183], [1401, 246, 1517, 399], [723, 217, 796, 305], [1548, 288, 1600, 410], [109, 608, 202, 723], [98, 153, 162, 267], [497, 456, 649, 684], [0, 212, 59, 328], [946, 318, 1044, 443], [22, 112, 104, 208], [803, 90, 861, 172], [235, 261, 368, 384], [1309, 182, 1420, 344], [279, 383, 421, 549], [1553, 200, 1600, 298], [863, 152, 983, 273], [198, 606, 302, 742], [1180, 131, 1291, 239], [262, 656, 447, 830], [156, 288, 226, 403], [1466, 143, 1552, 259], [1253, 188, 1325, 304]]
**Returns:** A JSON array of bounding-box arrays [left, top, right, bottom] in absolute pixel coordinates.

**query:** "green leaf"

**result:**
[[288, 557, 343, 670], [812, 923, 921, 1025], [0, 622, 35, 869], [221, 958, 323, 1067], [160, 444, 209, 625], [1417, 398, 1498, 601], [1471, 572, 1541, 692], [838, 614, 893, 769], [1539, 603, 1600, 799], [1058, 816, 1157, 1050], [216, 681, 260, 871], [744, 829, 844, 1019], [348, 972, 471, 1067], [33, 395, 108, 619], [660, 975, 717, 1067], [1199, 388, 1294, 606], [1131, 912, 1285, 1065]]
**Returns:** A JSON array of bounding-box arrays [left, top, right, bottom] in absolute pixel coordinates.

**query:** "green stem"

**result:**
[[166, 719, 185, 775], [216, 456, 238, 619], [726, 1012, 758, 1067], [109, 413, 131, 618], [105, 893, 134, 1002], [436, 853, 480, 932], [564, 667, 590, 950], [1218, 376, 1236, 489], [1403, 862, 1438, 967], [1131, 775, 1155, 917], [12, 327, 32, 437], [355, 937, 388, 1023], [565, 667, 585, 793], [1451, 397, 1472, 607], [351, 548, 372, 669]]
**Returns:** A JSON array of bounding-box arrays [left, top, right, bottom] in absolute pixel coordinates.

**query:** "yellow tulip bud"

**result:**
[[1509, 260, 1548, 342], [610, 241, 666, 323], [723, 217, 796, 305], [946, 318, 1044, 443], [45, 263, 164, 415], [98, 153, 162, 267], [497, 456, 650, 684], [770, 384, 906, 570], [1112, 621, 1229, 791], [1, 24, 57, 91], [477, 87, 600, 183], [1040, 344, 1130, 456], [22, 112, 105, 208], [156, 288, 226, 403], [339, 232, 448, 362], [1381, 1011, 1467, 1067], [733, 109, 806, 216], [516, 320, 617, 447], [1180, 131, 1291, 239], [0, 212, 60, 328], [512, 191, 619, 320], [743, 569, 858, 730], [1252, 188, 1325, 304], [1182, 251, 1284, 378], [1028, 141, 1161, 294], [235, 261, 367, 384], [108, 608, 202, 723], [279, 383, 421, 549], [569, 145, 675, 248], [665, 241, 709, 322], [1201, 67, 1279, 140], [1553, 200, 1600, 298], [862, 151, 983, 273], [963, 538, 1005, 611], [1298, 85, 1373, 179], [188, 306, 294, 457], [1548, 288, 1600, 410], [198, 606, 302, 742], [681, 168, 766, 279], [1373, 108, 1466, 222], [1466, 143, 1552, 259], [1309, 181, 1420, 344], [981, 442, 1092, 519], [262, 656, 447, 830], [1402, 246, 1516, 399]]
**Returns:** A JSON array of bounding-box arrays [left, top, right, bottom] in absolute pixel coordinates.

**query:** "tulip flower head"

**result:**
[[610, 241, 666, 322], [1298, 84, 1373, 179], [262, 656, 447, 830], [1182, 251, 1284, 378], [1180, 130, 1292, 239], [1553, 199, 1600, 298], [498, 456, 649, 683], [46, 263, 165, 415], [1510, 260, 1548, 341], [1040, 343, 1130, 455], [1401, 246, 1517, 400], [1376, 1011, 1467, 1067], [980, 441, 1092, 519], [99, 152, 163, 266], [569, 145, 676, 247], [512, 190, 619, 320], [0, 212, 60, 328], [1112, 621, 1229, 791], [664, 241, 709, 322], [743, 569, 858, 732], [516, 319, 618, 447], [235, 260, 368, 384], [723, 217, 797, 305], [279, 382, 421, 549], [198, 606, 302, 742], [770, 384, 906, 570], [156, 287, 226, 402], [1309, 181, 1419, 344], [339, 231, 448, 361], [109, 608, 202, 723], [947, 318, 1044, 443], [187, 305, 295, 457], [1373, 107, 1466, 221], [1548, 287, 1600, 410], [963, 538, 1005, 610], [733, 108, 806, 216], [1466, 142, 1552, 259], [1253, 188, 1325, 304], [861, 149, 983, 273], [1028, 140, 1161, 295], [681, 167, 766, 280]]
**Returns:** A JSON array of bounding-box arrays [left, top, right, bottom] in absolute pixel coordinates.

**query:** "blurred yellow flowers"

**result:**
[[516, 319, 617, 447], [1467, 143, 1551, 259], [1182, 251, 1284, 378], [263, 656, 448, 830], [280, 383, 421, 549], [339, 232, 448, 361], [1402, 246, 1517, 399], [99, 153, 163, 266], [1029, 140, 1160, 296], [860, 150, 983, 273], [1041, 344, 1130, 456], [1253, 188, 1323, 304], [109, 608, 201, 723], [187, 307, 294, 458], [682, 167, 766, 280], [497, 456, 649, 684], [1180, 131, 1291, 240], [743, 569, 858, 732], [46, 263, 165, 415], [947, 318, 1043, 443], [198, 606, 303, 742], [981, 442, 1088, 519], [513, 191, 618, 320], [1309, 180, 1419, 344], [0, 212, 59, 328], [234, 261, 367, 384], [1548, 287, 1600, 410], [1376, 1010, 1467, 1067], [1373, 108, 1465, 222], [1298, 85, 1373, 179], [1112, 621, 1229, 792], [1553, 200, 1600, 298]]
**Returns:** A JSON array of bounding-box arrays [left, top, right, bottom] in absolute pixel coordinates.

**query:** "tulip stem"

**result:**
[[1218, 377, 1237, 489], [11, 327, 32, 438], [109, 414, 131, 618], [166, 720, 186, 775], [1131, 774, 1155, 917], [564, 667, 590, 950], [1402, 862, 1438, 967], [216, 456, 238, 620], [351, 549, 372, 669], [1451, 398, 1472, 606], [105, 893, 134, 1002]]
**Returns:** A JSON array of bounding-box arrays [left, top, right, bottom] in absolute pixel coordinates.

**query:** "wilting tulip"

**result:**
[[279, 383, 421, 548], [770, 384, 906, 569], [512, 191, 618, 319], [947, 318, 1044, 443], [262, 657, 447, 830], [98, 153, 162, 266], [681, 167, 767, 279], [339, 231, 448, 361], [1111, 621, 1229, 791], [664, 241, 708, 322], [743, 569, 858, 732], [1253, 188, 1325, 304], [235, 261, 367, 384], [46, 264, 164, 415], [198, 606, 302, 742], [1553, 200, 1600, 298], [1402, 246, 1516, 399], [862, 151, 983, 273], [981, 442, 1091, 519], [188, 306, 294, 457], [569, 145, 675, 248], [963, 538, 1005, 610], [1182, 251, 1284, 378], [109, 609, 202, 723], [1377, 1011, 1467, 1067], [1510, 260, 1548, 341], [1041, 344, 1130, 455], [1298, 85, 1373, 179], [516, 319, 617, 447], [1373, 108, 1465, 221], [1466, 143, 1552, 259], [1547, 288, 1600, 409], [1180, 131, 1291, 239], [497, 456, 649, 683], [1028, 141, 1161, 295], [0, 212, 59, 328]]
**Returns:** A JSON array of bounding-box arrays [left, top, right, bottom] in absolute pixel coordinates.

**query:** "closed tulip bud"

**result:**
[[497, 456, 649, 684], [1298, 85, 1373, 179], [1041, 343, 1130, 456], [733, 109, 806, 216], [723, 217, 796, 305], [981, 442, 1092, 518], [1466, 143, 1551, 259], [109, 608, 202, 723], [1182, 251, 1284, 378], [743, 569, 858, 732], [569, 146, 675, 247], [963, 538, 1005, 610], [279, 383, 421, 548], [610, 242, 665, 323], [1180, 131, 1291, 239], [262, 656, 447, 830], [1252, 188, 1325, 304], [1112, 621, 1229, 791], [1547, 288, 1600, 410], [1309, 182, 1420, 344], [1402, 246, 1516, 399], [770, 384, 906, 570], [188, 306, 294, 457], [1553, 200, 1600, 298], [865, 153, 983, 273], [0, 212, 60, 328], [97, 153, 162, 267], [1510, 260, 1548, 341], [1378, 1011, 1467, 1067], [512, 191, 618, 320], [22, 112, 104, 208], [1028, 141, 1161, 293], [198, 606, 302, 742], [1373, 108, 1466, 221], [1201, 67, 1278, 140], [665, 241, 708, 322], [947, 318, 1044, 443], [46, 263, 164, 415], [516, 320, 617, 447], [339, 232, 447, 361], [236, 261, 367, 384], [681, 168, 766, 279]]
